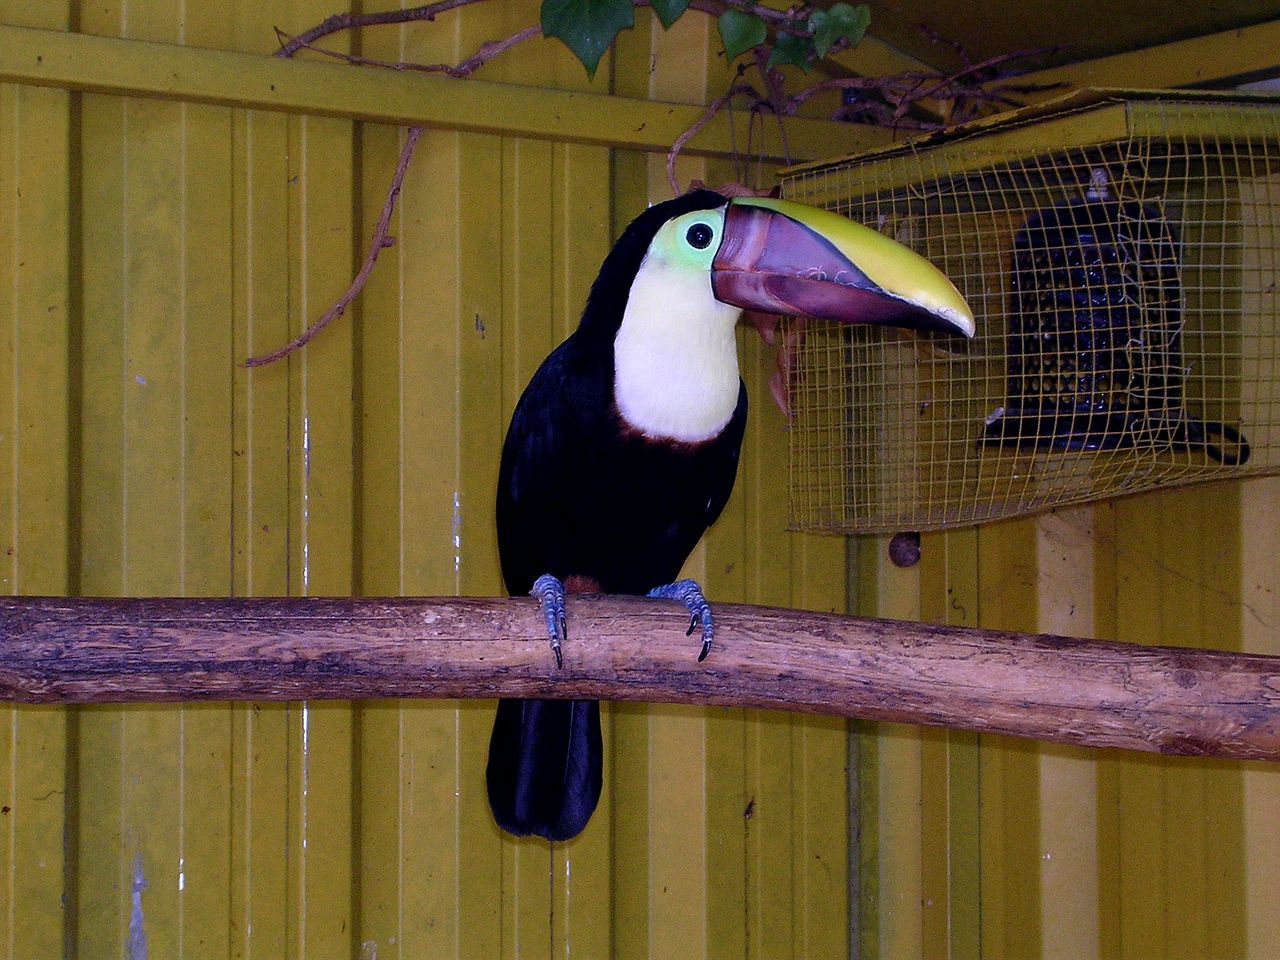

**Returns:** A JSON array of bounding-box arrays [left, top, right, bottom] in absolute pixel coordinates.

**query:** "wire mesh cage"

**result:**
[[780, 90, 1280, 534]]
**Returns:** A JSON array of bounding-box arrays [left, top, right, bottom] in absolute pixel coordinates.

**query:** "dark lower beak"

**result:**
[[712, 197, 975, 337]]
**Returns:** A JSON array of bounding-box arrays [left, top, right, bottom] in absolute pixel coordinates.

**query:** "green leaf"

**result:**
[[718, 10, 767, 63], [650, 0, 690, 29], [811, 2, 870, 59], [838, 4, 872, 46], [766, 33, 812, 73], [541, 0, 636, 78]]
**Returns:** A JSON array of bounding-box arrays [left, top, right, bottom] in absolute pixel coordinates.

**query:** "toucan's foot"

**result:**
[[530, 574, 567, 669], [647, 578, 714, 661]]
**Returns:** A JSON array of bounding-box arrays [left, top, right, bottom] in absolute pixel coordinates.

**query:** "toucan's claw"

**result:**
[[531, 574, 567, 669], [648, 578, 715, 662]]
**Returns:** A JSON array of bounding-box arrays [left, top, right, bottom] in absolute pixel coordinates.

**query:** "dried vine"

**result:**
[[248, 0, 1051, 365], [246, 126, 424, 367]]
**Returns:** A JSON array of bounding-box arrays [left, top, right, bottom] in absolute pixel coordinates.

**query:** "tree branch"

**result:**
[[273, 0, 483, 58], [245, 125, 424, 367], [273, 23, 542, 78], [2, 595, 1278, 761], [450, 24, 543, 76], [666, 81, 762, 195]]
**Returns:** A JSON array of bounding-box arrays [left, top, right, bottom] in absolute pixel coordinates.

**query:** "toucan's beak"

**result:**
[[712, 197, 975, 337]]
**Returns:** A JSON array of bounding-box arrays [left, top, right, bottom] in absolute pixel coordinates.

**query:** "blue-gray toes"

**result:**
[[647, 578, 715, 661], [530, 574, 567, 669]]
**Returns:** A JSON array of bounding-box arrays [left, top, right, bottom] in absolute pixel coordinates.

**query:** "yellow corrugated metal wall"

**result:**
[[0, 2, 849, 957], [860, 480, 1280, 959], [7, 2, 1278, 957]]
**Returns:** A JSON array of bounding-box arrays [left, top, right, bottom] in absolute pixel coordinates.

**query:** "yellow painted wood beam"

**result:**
[[0, 23, 889, 162], [1011, 19, 1280, 101]]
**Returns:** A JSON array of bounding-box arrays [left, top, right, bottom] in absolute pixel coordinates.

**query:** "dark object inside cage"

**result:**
[[781, 90, 1279, 534], [983, 181, 1250, 466]]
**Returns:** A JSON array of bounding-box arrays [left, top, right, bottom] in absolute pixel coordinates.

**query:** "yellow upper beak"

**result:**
[[712, 196, 975, 338]]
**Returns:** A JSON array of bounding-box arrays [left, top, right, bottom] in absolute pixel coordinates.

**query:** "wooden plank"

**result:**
[[0, 23, 886, 163], [352, 112, 465, 959], [82, 2, 238, 954], [163, 14, 239, 957], [285, 100, 358, 956], [947, 530, 981, 960], [789, 396, 850, 956], [347, 65, 416, 953], [917, 728, 947, 960], [73, 9, 156, 947], [454, 129, 507, 960], [1092, 503, 1122, 959], [1242, 477, 1280, 958], [1106, 485, 1249, 959], [331, 9, 512, 953], [350, 17, 452, 957], [1011, 20, 1280, 102], [1238, 172, 1280, 960], [1035, 507, 1101, 960], [976, 518, 1041, 960], [765, 129, 851, 944], [1109, 495, 1169, 959], [919, 530, 981, 960], [229, 702, 290, 958], [1159, 492, 1211, 960], [229, 94, 294, 960], [1198, 491, 1247, 960], [860, 535, 925, 960], [648, 703, 711, 960], [176, 101, 237, 960], [0, 1, 74, 952]]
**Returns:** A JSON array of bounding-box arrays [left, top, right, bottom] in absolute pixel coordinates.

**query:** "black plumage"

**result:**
[[487, 190, 746, 842]]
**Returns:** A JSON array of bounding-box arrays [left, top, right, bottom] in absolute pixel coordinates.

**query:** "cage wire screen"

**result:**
[[779, 90, 1280, 534]]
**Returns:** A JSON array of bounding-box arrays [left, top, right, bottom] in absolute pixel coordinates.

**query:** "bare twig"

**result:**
[[753, 45, 788, 115], [275, 23, 542, 78], [451, 24, 543, 75], [785, 73, 917, 111], [666, 82, 763, 195], [832, 99, 937, 130], [274, 0, 481, 58], [918, 20, 976, 70], [245, 126, 425, 367], [274, 1, 828, 65], [909, 48, 1056, 108], [791, 50, 1045, 109]]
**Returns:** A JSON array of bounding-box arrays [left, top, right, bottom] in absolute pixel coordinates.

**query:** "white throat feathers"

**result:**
[[612, 244, 743, 443]]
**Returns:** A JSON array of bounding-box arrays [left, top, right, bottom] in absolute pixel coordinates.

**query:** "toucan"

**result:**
[[487, 189, 974, 842]]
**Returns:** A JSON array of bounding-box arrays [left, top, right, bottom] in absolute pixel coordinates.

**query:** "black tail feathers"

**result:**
[[486, 698, 602, 842]]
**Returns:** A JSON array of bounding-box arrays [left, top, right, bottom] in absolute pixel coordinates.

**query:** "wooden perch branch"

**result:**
[[1, 596, 1277, 761]]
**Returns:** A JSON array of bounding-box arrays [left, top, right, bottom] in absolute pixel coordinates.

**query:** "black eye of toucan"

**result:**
[[686, 223, 714, 249]]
